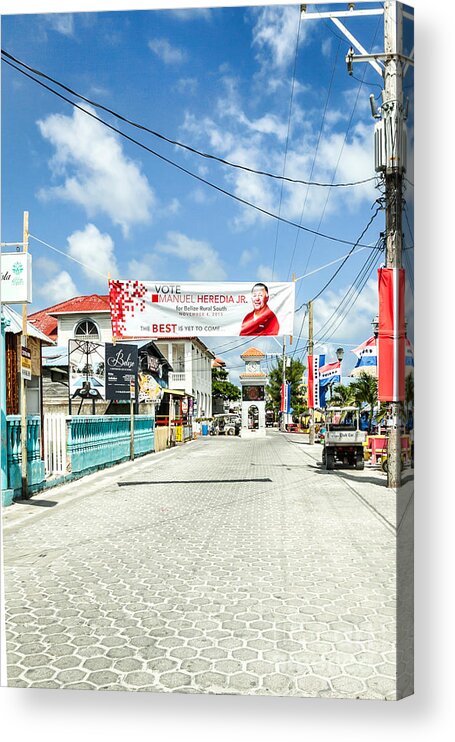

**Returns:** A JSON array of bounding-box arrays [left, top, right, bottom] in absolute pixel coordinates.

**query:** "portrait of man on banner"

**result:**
[[240, 283, 280, 336]]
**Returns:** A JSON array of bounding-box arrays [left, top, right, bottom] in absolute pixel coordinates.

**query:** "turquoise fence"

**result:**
[[4, 414, 155, 505], [5, 416, 46, 498], [67, 415, 155, 475]]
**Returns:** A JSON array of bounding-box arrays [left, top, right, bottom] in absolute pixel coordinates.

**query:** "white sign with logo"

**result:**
[[109, 280, 295, 338], [0, 253, 32, 304]]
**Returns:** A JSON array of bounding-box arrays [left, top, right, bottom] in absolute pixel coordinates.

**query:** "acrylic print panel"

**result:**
[[0, 1, 414, 700]]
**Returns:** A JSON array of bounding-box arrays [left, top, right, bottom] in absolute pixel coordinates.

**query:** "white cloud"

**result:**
[[175, 77, 199, 95], [168, 9, 213, 22], [127, 255, 165, 281], [149, 38, 187, 64], [39, 270, 79, 304], [44, 13, 74, 36], [37, 105, 155, 236], [156, 231, 226, 280], [239, 247, 258, 267], [257, 264, 275, 282], [252, 6, 308, 71], [67, 224, 118, 284]]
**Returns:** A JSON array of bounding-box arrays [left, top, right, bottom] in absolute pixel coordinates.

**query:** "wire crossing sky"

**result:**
[[1, 2, 414, 380]]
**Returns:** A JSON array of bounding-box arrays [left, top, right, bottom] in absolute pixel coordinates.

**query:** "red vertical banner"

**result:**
[[308, 355, 314, 409], [378, 268, 406, 401]]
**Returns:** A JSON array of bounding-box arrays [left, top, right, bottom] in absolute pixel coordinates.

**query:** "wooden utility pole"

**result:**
[[20, 211, 29, 498], [308, 300, 314, 445]]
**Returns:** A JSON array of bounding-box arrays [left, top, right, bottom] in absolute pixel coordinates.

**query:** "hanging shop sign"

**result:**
[[68, 339, 106, 401], [109, 280, 295, 338], [105, 342, 138, 401], [1, 253, 32, 304], [20, 346, 32, 381]]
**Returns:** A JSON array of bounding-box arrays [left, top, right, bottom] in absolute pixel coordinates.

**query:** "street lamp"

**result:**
[[336, 347, 344, 362], [371, 315, 379, 338]]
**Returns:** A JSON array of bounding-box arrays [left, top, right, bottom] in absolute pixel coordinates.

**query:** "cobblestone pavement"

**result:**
[[2, 432, 413, 699]]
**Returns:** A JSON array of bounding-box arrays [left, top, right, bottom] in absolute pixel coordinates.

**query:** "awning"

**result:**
[[162, 388, 186, 397]]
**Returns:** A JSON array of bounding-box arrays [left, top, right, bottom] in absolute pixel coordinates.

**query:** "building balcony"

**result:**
[[169, 371, 187, 388]]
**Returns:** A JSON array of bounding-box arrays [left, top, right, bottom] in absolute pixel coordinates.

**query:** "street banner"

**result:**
[[378, 268, 405, 401], [68, 339, 106, 401], [280, 382, 291, 413], [105, 342, 138, 401], [308, 355, 319, 409], [109, 279, 295, 338], [1, 252, 32, 304]]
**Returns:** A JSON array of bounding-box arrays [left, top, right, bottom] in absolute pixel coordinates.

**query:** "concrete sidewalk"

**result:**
[[2, 431, 412, 699]]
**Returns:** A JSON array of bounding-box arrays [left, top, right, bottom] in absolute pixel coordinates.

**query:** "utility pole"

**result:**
[[308, 300, 314, 445], [21, 211, 29, 499], [382, 0, 404, 489], [300, 1, 413, 486]]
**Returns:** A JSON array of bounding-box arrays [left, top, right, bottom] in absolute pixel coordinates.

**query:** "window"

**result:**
[[74, 319, 100, 340]]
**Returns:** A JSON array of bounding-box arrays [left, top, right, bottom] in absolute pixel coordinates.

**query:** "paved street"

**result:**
[[2, 431, 412, 699]]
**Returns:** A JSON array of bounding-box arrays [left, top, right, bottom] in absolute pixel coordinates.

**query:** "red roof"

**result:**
[[28, 295, 110, 339]]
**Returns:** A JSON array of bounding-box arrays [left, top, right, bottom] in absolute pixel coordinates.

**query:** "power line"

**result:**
[[286, 37, 342, 281], [310, 202, 382, 302], [272, 14, 302, 279], [2, 56, 379, 251], [292, 10, 383, 295], [1, 49, 375, 190]]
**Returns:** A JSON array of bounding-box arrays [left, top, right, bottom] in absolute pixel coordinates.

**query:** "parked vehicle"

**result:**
[[211, 414, 241, 436], [322, 407, 366, 470]]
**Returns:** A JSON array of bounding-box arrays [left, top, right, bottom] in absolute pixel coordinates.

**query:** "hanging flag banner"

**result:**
[[308, 354, 324, 409], [318, 361, 342, 388], [109, 280, 295, 338], [318, 360, 341, 409], [378, 267, 406, 401], [280, 382, 291, 413], [350, 334, 413, 378]]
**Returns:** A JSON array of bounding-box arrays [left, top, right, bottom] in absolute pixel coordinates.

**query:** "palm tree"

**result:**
[[329, 383, 355, 407], [349, 371, 378, 433]]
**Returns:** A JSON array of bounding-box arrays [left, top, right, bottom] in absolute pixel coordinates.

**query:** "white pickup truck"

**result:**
[[322, 407, 366, 470]]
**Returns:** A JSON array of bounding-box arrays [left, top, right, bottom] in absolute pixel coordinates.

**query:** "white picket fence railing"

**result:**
[[44, 413, 67, 477]]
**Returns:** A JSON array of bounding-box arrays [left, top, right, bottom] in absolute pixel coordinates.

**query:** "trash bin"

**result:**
[[202, 423, 209, 436]]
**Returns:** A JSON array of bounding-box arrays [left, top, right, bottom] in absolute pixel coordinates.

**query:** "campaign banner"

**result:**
[[105, 342, 138, 401], [109, 280, 295, 338]]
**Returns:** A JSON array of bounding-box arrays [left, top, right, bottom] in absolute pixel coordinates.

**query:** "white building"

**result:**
[[29, 296, 214, 418], [155, 338, 214, 419]]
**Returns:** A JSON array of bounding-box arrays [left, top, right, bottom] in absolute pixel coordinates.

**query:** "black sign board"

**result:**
[[105, 343, 138, 401], [242, 385, 265, 402]]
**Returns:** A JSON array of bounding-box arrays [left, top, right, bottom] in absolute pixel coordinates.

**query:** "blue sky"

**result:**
[[1, 1, 414, 381]]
